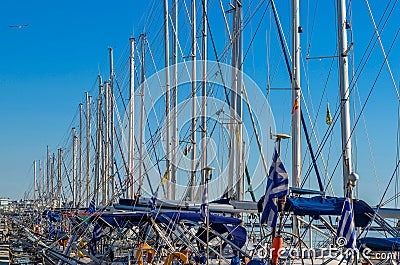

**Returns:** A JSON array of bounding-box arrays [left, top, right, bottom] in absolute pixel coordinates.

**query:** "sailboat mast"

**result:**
[[57, 148, 63, 208], [138, 34, 146, 197], [104, 81, 110, 205], [50, 153, 56, 206], [72, 127, 77, 208], [128, 37, 136, 199], [85, 92, 92, 205], [51, 153, 55, 205], [79, 103, 83, 206], [190, 0, 197, 201], [229, 0, 243, 200], [164, 0, 172, 200], [171, 0, 178, 200], [337, 0, 353, 196], [235, 1, 243, 201], [109, 48, 115, 202], [292, 0, 301, 189], [95, 76, 103, 204], [201, 0, 208, 188], [33, 160, 36, 202], [46, 145, 50, 203]]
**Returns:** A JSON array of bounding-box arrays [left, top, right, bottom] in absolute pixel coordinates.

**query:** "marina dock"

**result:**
[[0, 219, 9, 265]]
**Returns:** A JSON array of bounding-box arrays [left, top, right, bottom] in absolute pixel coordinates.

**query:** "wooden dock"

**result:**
[[0, 219, 9, 265]]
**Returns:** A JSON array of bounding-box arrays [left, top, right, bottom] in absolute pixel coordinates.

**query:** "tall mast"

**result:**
[[292, 0, 301, 189], [39, 161, 43, 203], [201, 0, 208, 190], [46, 145, 50, 203], [128, 38, 136, 199], [337, 0, 354, 196], [189, 0, 197, 201], [95, 76, 103, 204], [85, 92, 92, 205], [138, 34, 146, 197], [291, 0, 302, 238], [171, 0, 178, 200], [33, 160, 37, 202], [108, 47, 115, 202], [72, 127, 77, 208], [79, 103, 83, 206], [103, 81, 110, 205], [235, 1, 243, 201], [51, 153, 55, 205], [228, 0, 243, 200], [57, 148, 63, 208], [164, 0, 172, 200]]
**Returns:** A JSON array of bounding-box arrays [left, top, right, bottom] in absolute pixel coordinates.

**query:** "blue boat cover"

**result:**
[[284, 196, 374, 227], [157, 212, 242, 226], [359, 237, 400, 251], [95, 211, 243, 227], [247, 259, 266, 265], [42, 210, 62, 222]]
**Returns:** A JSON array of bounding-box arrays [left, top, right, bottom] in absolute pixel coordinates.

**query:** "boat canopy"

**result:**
[[157, 211, 242, 226], [284, 196, 374, 227], [42, 210, 62, 222], [94, 211, 243, 227], [359, 237, 400, 251]]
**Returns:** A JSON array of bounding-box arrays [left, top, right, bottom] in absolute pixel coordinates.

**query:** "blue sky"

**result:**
[[0, 0, 399, 206], [0, 0, 144, 199]]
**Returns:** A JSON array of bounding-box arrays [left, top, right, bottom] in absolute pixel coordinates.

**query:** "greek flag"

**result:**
[[337, 196, 356, 248], [92, 223, 103, 242], [261, 148, 289, 226], [87, 197, 96, 214], [200, 184, 208, 223]]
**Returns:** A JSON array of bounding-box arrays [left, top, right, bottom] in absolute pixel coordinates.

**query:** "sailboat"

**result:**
[[8, 0, 400, 264]]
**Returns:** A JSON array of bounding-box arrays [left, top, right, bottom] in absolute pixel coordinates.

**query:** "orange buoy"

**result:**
[[271, 235, 283, 265]]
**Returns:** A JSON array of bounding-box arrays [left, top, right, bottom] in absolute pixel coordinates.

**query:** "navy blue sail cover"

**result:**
[[42, 210, 62, 222], [359, 237, 400, 251], [284, 196, 374, 227], [157, 211, 242, 226]]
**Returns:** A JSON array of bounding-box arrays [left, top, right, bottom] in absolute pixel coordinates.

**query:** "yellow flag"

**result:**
[[235, 126, 241, 148], [161, 170, 168, 185], [326, 103, 332, 125]]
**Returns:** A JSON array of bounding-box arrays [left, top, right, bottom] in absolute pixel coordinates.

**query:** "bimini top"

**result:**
[[284, 196, 374, 227], [359, 237, 400, 251], [92, 211, 243, 227], [42, 210, 62, 222]]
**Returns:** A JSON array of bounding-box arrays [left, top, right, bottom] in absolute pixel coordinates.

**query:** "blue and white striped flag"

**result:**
[[337, 196, 356, 248], [261, 148, 289, 226], [200, 184, 208, 223], [92, 223, 103, 242], [87, 197, 96, 214]]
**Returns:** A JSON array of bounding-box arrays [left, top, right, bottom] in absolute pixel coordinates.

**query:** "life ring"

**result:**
[[135, 243, 155, 265], [164, 252, 189, 265]]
